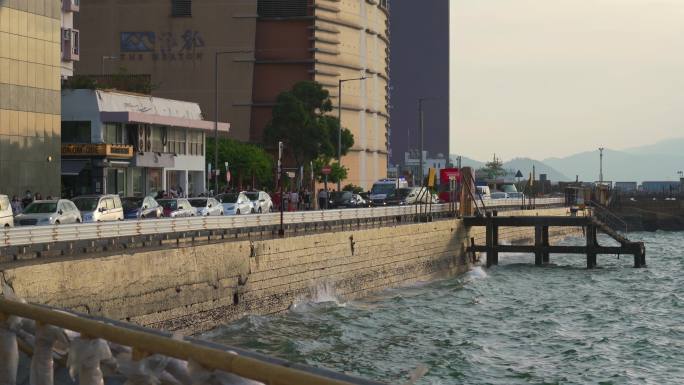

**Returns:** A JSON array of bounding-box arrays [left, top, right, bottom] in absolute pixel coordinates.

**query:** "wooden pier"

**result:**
[[465, 214, 646, 269]]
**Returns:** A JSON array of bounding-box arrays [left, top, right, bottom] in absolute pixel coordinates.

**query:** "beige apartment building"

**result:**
[[76, 0, 389, 189], [0, 0, 63, 198]]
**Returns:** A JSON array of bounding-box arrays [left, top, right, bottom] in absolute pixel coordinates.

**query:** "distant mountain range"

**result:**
[[453, 137, 684, 183]]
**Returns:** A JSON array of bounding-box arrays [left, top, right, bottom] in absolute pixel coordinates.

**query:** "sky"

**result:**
[[449, 0, 684, 161]]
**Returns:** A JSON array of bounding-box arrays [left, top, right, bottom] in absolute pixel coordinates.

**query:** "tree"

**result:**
[[264, 81, 354, 170], [206, 138, 273, 190], [312, 159, 348, 184], [479, 154, 507, 179], [343, 184, 364, 194]]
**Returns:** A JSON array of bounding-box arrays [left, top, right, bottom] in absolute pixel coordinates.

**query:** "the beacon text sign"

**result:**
[[62, 144, 134, 159]]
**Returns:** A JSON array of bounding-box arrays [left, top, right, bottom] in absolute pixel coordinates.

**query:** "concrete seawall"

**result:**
[[1, 208, 578, 334]]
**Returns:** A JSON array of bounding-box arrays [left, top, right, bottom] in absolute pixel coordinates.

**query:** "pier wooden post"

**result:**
[[534, 225, 543, 266], [486, 219, 498, 267], [634, 242, 646, 268], [586, 224, 597, 269], [542, 226, 550, 264]]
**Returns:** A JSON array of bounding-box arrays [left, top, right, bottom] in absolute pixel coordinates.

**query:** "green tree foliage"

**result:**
[[479, 154, 507, 179], [343, 184, 364, 194], [264, 81, 354, 171], [206, 138, 273, 190], [61, 67, 158, 94], [312, 159, 348, 184]]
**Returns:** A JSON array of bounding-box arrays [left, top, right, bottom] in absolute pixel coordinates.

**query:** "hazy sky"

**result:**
[[449, 0, 684, 161]]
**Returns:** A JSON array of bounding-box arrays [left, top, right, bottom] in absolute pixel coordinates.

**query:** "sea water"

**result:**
[[204, 232, 684, 384]]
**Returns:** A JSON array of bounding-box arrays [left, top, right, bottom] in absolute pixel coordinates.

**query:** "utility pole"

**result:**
[[338, 76, 366, 191], [417, 97, 438, 185], [599, 147, 605, 184], [418, 98, 424, 184]]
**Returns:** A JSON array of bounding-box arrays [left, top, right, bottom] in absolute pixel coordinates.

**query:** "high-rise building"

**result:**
[[252, 1, 390, 189], [74, 0, 389, 189], [388, 0, 449, 169], [60, 0, 80, 78], [0, 1, 63, 198]]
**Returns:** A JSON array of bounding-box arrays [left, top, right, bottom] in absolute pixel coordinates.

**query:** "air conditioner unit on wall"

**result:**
[[62, 29, 71, 41]]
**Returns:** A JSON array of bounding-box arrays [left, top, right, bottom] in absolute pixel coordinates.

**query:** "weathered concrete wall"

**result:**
[[0, 207, 578, 334]]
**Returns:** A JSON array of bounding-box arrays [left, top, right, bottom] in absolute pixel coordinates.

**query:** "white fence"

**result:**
[[0, 199, 564, 247]]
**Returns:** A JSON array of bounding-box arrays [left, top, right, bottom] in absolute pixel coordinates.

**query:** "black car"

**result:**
[[380, 188, 413, 206], [328, 191, 366, 209]]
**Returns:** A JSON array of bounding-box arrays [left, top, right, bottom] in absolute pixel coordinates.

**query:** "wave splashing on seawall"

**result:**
[[205, 232, 684, 384]]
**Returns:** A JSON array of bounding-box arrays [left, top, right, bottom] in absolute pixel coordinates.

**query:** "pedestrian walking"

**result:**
[[21, 190, 33, 208], [290, 190, 299, 212], [319, 189, 328, 210], [11, 196, 21, 215]]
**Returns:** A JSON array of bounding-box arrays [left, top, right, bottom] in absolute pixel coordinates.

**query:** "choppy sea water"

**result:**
[[203, 232, 684, 385]]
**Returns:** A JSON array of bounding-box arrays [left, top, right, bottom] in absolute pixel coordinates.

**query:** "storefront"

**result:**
[[62, 89, 230, 198]]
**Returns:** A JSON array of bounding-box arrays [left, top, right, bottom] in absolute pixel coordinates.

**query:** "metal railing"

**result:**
[[0, 297, 384, 385], [0, 199, 565, 248], [588, 201, 629, 233]]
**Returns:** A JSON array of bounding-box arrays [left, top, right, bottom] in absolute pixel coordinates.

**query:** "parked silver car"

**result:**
[[15, 200, 82, 226], [244, 191, 273, 213], [216, 192, 252, 215], [189, 198, 223, 216], [73, 195, 124, 222]]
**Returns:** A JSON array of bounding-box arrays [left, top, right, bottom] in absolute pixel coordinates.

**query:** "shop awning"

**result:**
[[61, 160, 88, 176]]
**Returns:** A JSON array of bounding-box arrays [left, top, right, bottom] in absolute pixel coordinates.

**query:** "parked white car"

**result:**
[[244, 191, 273, 213], [216, 192, 252, 215], [489, 192, 509, 199], [189, 197, 223, 216], [15, 199, 82, 226], [73, 195, 124, 222], [0, 195, 13, 227]]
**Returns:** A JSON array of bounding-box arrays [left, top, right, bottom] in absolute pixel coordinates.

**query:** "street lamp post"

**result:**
[[418, 97, 438, 185], [101, 55, 119, 75], [599, 147, 605, 184], [338, 76, 367, 191], [214, 49, 252, 195]]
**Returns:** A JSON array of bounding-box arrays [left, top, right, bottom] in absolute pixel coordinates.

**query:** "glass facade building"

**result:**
[[0, 1, 62, 198]]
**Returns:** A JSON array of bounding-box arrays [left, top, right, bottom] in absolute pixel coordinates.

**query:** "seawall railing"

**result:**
[[0, 199, 565, 262], [0, 296, 385, 385]]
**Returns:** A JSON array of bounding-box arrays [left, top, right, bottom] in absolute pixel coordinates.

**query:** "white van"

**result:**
[[73, 195, 124, 222], [476, 186, 491, 198], [0, 195, 13, 227], [369, 178, 409, 206]]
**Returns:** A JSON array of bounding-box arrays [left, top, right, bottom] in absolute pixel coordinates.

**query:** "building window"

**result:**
[[104, 123, 125, 144], [62, 121, 91, 143], [188, 130, 203, 156], [257, 0, 307, 18], [171, 0, 192, 17], [167, 127, 186, 155], [149, 126, 164, 152]]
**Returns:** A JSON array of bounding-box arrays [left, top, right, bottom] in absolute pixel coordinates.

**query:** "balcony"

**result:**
[[61, 29, 80, 62], [62, 0, 80, 12], [62, 144, 134, 159]]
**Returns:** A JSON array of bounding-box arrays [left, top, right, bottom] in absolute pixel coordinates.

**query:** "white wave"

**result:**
[[291, 281, 345, 312], [466, 266, 488, 280]]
